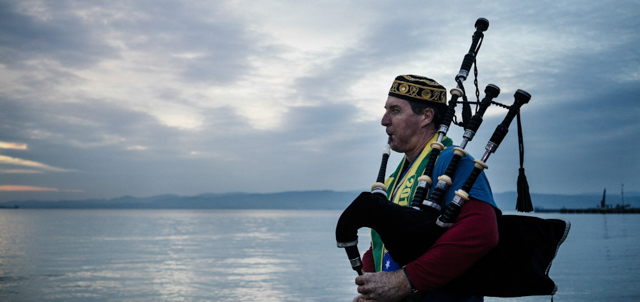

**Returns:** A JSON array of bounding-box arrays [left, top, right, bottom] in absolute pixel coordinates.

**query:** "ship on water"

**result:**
[[535, 184, 640, 214]]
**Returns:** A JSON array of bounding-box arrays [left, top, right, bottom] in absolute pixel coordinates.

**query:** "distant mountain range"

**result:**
[[1, 190, 639, 210]]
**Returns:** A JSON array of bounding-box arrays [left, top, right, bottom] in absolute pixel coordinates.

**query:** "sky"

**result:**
[[1, 0, 639, 203]]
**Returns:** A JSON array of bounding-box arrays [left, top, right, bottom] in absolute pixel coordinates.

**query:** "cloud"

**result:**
[[105, 0, 263, 85], [0, 0, 119, 69], [0, 169, 43, 174], [0, 141, 27, 149]]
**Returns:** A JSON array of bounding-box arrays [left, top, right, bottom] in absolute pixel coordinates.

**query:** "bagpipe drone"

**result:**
[[335, 18, 570, 297]]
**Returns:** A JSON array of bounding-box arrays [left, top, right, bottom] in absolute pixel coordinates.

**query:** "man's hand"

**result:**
[[352, 270, 413, 302]]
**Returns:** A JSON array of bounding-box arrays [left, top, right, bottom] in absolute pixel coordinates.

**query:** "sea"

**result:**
[[0, 209, 638, 302]]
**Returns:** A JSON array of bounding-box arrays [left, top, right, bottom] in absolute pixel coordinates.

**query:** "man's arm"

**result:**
[[404, 198, 499, 291], [362, 243, 376, 273]]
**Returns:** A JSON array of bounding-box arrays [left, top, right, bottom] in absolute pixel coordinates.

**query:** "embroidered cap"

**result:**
[[388, 75, 447, 105]]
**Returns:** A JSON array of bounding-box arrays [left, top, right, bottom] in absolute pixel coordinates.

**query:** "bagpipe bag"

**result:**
[[336, 192, 570, 297]]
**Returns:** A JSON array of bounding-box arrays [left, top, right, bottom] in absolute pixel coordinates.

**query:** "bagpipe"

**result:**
[[335, 18, 570, 297]]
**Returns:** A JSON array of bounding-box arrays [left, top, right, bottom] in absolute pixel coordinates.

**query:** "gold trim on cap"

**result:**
[[389, 77, 447, 104]]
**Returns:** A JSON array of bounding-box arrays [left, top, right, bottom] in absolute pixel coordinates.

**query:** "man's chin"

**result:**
[[387, 137, 403, 153], [388, 143, 401, 153]]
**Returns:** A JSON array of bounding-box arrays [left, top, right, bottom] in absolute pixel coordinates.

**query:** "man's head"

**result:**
[[382, 75, 447, 161]]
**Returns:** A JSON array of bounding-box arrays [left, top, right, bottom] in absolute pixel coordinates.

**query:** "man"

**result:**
[[353, 75, 500, 302]]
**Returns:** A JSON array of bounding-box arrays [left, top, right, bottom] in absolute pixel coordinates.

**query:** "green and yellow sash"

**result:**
[[371, 135, 453, 272]]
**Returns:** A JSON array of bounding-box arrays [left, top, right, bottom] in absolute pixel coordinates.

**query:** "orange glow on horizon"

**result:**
[[0, 155, 71, 172], [0, 185, 59, 192]]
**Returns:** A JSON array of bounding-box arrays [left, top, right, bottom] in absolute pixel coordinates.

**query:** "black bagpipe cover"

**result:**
[[336, 192, 447, 268]]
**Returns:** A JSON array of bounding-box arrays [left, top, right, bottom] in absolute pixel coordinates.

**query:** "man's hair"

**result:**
[[408, 101, 445, 126]]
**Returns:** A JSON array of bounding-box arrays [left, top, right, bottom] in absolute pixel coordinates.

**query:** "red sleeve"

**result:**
[[404, 199, 499, 292], [361, 243, 376, 273]]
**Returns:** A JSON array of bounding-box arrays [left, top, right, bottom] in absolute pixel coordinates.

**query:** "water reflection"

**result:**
[[11, 210, 629, 301]]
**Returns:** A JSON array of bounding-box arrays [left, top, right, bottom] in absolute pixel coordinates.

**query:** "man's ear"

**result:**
[[420, 108, 435, 127]]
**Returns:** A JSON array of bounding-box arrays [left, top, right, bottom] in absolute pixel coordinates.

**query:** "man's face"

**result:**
[[381, 96, 427, 154]]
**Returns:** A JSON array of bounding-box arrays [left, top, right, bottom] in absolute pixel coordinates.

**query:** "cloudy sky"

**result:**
[[1, 0, 638, 203]]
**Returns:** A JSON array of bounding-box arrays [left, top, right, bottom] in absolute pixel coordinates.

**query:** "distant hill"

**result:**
[[0, 190, 361, 210], [1, 190, 638, 210]]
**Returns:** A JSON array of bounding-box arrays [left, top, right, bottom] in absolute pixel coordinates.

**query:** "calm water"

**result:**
[[0, 209, 638, 301]]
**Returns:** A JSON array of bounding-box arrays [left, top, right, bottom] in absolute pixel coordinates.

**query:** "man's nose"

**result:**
[[381, 111, 390, 126]]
